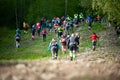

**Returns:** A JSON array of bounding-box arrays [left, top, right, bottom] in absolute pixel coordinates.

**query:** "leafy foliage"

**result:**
[[0, 0, 93, 28], [92, 0, 120, 24]]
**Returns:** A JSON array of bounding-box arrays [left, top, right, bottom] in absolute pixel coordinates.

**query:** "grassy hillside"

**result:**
[[0, 22, 106, 61]]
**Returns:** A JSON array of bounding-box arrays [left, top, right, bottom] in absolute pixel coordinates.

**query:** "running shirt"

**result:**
[[69, 36, 76, 45], [60, 38, 67, 46], [89, 34, 99, 41]]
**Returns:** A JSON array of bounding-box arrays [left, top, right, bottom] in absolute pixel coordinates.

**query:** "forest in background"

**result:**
[[0, 0, 120, 28]]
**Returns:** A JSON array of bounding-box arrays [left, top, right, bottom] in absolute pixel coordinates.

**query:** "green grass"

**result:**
[[0, 22, 106, 61], [80, 22, 106, 46]]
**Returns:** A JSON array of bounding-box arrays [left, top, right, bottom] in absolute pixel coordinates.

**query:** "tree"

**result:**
[[78, 0, 92, 15], [92, 0, 120, 24], [0, 0, 16, 26], [0, 0, 95, 28]]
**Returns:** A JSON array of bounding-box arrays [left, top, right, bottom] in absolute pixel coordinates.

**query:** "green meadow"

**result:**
[[0, 22, 106, 61]]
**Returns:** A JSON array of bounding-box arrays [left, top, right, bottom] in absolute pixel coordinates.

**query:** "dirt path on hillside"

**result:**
[[0, 27, 120, 80]]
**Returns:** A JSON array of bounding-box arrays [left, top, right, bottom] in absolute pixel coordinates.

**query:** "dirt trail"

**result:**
[[0, 27, 120, 80]]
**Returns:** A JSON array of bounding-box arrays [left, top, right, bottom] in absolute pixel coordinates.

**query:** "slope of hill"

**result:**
[[0, 26, 120, 80]]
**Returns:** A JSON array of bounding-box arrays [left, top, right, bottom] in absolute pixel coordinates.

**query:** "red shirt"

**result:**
[[36, 22, 40, 28], [89, 34, 99, 40]]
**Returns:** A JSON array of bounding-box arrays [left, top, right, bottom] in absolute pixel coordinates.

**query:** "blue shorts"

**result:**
[[69, 44, 77, 51]]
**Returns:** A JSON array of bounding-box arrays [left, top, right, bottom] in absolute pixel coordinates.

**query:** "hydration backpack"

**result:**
[[51, 41, 58, 49]]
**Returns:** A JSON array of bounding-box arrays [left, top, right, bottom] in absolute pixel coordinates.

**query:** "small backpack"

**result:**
[[51, 41, 58, 49], [61, 38, 67, 46], [62, 38, 66, 42]]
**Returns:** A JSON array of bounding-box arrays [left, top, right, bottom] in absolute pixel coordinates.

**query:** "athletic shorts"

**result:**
[[69, 44, 77, 51], [16, 39, 20, 42], [61, 42, 66, 46], [92, 40, 97, 46]]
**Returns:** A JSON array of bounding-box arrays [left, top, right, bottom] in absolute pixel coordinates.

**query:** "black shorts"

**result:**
[[61, 42, 66, 46], [16, 39, 20, 42], [92, 40, 96, 46]]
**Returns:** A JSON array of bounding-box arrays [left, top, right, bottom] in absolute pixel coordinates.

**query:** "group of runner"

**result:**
[[15, 13, 101, 60], [47, 14, 101, 60]]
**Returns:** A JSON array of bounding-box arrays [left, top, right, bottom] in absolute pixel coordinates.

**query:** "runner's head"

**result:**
[[75, 33, 80, 36], [52, 38, 56, 42], [71, 33, 75, 37]]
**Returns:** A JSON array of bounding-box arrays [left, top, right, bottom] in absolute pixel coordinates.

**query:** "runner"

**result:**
[[75, 33, 80, 53], [89, 32, 99, 51], [68, 33, 77, 61], [48, 38, 60, 60], [87, 14, 93, 29], [36, 22, 41, 36], [31, 24, 36, 40], [41, 29, 47, 42], [15, 34, 21, 48], [23, 22, 29, 34], [57, 26, 64, 38], [60, 35, 67, 54]]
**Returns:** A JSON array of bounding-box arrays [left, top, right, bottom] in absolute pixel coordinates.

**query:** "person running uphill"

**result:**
[[68, 33, 77, 61], [75, 33, 80, 53], [60, 35, 67, 54], [31, 24, 36, 40], [48, 38, 60, 60], [15, 34, 21, 48], [89, 32, 99, 51], [41, 29, 47, 41], [23, 22, 29, 34], [57, 26, 64, 38]]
